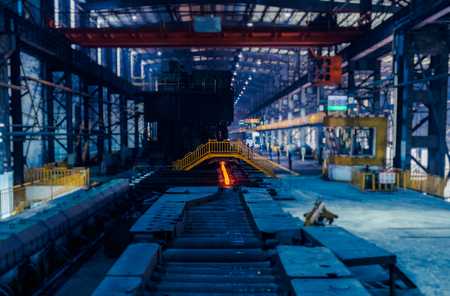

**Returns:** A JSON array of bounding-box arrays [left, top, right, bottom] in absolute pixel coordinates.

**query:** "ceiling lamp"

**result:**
[[232, 77, 235, 81], [236, 63, 239, 68], [233, 71, 237, 75], [238, 53, 243, 58], [157, 51, 162, 56], [253, 69, 256, 72], [245, 81, 248, 84], [249, 76, 252, 80], [257, 60, 261, 65], [247, 22, 253, 27], [284, 12, 291, 17], [132, 15, 137, 20], [243, 87, 246, 90]]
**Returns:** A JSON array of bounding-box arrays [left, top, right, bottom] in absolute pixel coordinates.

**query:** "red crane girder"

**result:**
[[56, 26, 363, 48]]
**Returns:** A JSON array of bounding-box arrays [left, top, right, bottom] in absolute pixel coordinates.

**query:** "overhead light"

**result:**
[[132, 15, 137, 20], [243, 87, 246, 90], [247, 22, 253, 27], [232, 77, 235, 81], [236, 63, 239, 68], [284, 12, 291, 17], [238, 53, 243, 58], [253, 69, 256, 72], [241, 91, 243, 94], [245, 81, 248, 84], [257, 60, 261, 65], [249, 76, 252, 80], [157, 51, 162, 56], [233, 71, 237, 75]]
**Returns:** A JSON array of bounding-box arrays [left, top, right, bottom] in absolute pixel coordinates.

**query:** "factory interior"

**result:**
[[0, 0, 450, 295]]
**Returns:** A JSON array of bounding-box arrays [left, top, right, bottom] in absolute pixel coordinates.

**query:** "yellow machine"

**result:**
[[323, 115, 401, 192], [303, 199, 338, 226], [323, 115, 387, 167]]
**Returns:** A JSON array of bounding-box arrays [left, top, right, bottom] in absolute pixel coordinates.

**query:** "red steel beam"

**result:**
[[56, 26, 363, 48]]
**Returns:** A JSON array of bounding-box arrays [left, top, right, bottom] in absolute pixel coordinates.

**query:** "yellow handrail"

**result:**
[[0, 168, 90, 219], [173, 139, 277, 176], [402, 170, 450, 199], [257, 112, 325, 131]]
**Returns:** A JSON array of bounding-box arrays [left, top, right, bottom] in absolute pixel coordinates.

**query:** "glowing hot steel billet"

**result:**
[[220, 161, 230, 185]]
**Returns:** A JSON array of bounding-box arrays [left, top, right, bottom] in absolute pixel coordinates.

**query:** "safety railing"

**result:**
[[257, 112, 325, 131], [0, 168, 90, 220], [402, 170, 450, 199], [173, 139, 277, 176], [24, 167, 90, 186]]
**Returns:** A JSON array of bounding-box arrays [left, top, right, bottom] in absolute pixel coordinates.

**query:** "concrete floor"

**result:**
[[265, 173, 450, 296], [54, 247, 117, 296], [262, 150, 323, 176]]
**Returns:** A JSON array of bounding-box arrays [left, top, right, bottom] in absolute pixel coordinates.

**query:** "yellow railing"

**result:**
[[0, 168, 90, 219], [257, 112, 325, 131], [173, 139, 277, 177], [402, 171, 450, 199], [24, 167, 88, 185]]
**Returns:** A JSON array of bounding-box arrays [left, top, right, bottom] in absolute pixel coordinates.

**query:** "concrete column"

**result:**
[[300, 127, 306, 147]]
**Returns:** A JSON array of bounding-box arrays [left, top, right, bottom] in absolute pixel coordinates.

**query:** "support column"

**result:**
[[348, 61, 356, 116], [120, 95, 128, 148], [97, 86, 104, 164], [65, 68, 73, 155], [393, 31, 414, 171], [122, 49, 131, 82], [427, 51, 448, 176], [107, 90, 112, 152], [373, 61, 381, 114], [75, 103, 82, 165], [83, 81, 90, 164], [0, 35, 12, 175], [134, 105, 140, 151], [10, 38, 23, 185], [294, 50, 300, 81]]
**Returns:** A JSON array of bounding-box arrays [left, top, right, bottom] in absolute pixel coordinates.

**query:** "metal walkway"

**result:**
[[172, 140, 277, 178]]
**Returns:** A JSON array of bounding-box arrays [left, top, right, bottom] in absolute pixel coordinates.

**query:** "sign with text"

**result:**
[[327, 95, 348, 111]]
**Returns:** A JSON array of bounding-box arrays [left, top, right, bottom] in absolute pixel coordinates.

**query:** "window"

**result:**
[[352, 129, 375, 156], [335, 128, 351, 156]]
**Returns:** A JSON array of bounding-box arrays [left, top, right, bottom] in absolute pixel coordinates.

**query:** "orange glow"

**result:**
[[220, 161, 230, 185]]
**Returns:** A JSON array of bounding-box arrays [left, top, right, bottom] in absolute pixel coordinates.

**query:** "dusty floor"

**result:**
[[265, 171, 450, 296]]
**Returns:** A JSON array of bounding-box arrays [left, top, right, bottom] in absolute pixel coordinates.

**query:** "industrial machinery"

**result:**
[[144, 67, 234, 163], [309, 55, 343, 86]]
